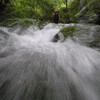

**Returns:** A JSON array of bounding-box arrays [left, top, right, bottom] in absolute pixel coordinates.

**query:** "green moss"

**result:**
[[60, 26, 76, 39]]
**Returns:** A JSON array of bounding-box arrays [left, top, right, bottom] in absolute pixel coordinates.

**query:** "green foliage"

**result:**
[[0, 18, 19, 26], [68, 0, 100, 23], [0, 18, 37, 27], [1, 0, 56, 22], [0, 0, 100, 25], [19, 19, 34, 26]]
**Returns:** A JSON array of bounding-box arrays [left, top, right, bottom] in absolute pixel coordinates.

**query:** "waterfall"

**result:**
[[0, 23, 100, 100]]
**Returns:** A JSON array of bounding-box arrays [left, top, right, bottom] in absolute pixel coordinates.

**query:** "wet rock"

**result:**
[[52, 34, 59, 42]]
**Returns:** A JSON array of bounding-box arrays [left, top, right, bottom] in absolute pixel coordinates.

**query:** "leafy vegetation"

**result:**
[[0, 0, 100, 26]]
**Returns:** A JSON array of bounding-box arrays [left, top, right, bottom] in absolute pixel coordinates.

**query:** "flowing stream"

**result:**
[[0, 23, 100, 100]]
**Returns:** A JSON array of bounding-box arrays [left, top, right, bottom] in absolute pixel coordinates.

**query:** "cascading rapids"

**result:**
[[0, 23, 100, 100]]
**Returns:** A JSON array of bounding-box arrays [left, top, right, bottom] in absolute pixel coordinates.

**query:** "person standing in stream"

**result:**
[[53, 10, 60, 24]]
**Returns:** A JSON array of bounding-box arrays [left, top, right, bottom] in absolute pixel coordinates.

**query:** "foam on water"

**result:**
[[0, 23, 100, 100]]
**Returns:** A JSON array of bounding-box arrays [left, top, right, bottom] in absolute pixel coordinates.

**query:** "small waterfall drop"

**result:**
[[0, 23, 100, 100]]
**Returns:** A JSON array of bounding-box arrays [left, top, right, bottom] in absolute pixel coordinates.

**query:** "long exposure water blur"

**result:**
[[0, 23, 100, 100]]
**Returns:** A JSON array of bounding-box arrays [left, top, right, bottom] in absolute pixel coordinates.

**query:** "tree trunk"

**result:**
[[65, 0, 67, 11]]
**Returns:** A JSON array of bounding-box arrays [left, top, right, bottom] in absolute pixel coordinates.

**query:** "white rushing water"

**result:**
[[0, 23, 100, 100]]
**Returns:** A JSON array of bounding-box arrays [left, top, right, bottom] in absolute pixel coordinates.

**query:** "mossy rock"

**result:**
[[59, 26, 76, 39]]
